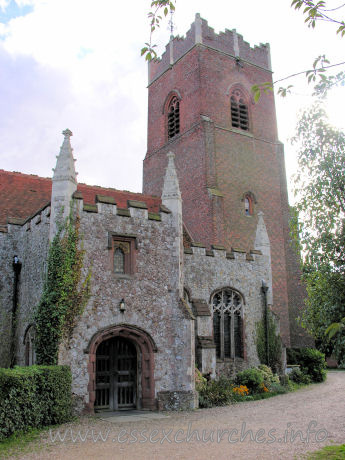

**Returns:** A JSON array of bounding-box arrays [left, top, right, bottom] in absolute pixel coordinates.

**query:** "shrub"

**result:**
[[269, 382, 288, 394], [198, 376, 233, 408], [298, 348, 327, 382], [0, 365, 72, 441], [289, 367, 311, 385], [257, 364, 280, 389], [235, 368, 264, 393]]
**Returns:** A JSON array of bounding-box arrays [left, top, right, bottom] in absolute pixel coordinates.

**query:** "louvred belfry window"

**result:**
[[167, 96, 180, 139], [211, 289, 244, 359], [230, 89, 249, 131]]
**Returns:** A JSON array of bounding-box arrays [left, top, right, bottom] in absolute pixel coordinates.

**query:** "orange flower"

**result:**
[[232, 385, 249, 396]]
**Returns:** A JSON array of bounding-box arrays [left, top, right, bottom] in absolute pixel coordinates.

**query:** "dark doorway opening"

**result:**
[[95, 337, 137, 411]]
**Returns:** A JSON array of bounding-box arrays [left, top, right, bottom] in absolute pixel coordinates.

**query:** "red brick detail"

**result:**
[[143, 37, 294, 345], [85, 324, 157, 413], [0, 170, 161, 225]]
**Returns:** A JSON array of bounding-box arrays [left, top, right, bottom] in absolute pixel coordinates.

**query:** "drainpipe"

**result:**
[[261, 280, 269, 366], [10, 255, 22, 368]]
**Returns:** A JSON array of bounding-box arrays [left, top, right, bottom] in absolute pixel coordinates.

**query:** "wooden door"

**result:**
[[95, 337, 137, 410]]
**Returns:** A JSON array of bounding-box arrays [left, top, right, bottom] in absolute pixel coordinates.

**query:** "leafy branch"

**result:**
[[141, 1, 176, 61], [252, 56, 345, 102], [291, 0, 345, 36]]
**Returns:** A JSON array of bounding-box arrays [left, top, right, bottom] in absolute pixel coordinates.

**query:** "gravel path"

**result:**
[[18, 371, 345, 460]]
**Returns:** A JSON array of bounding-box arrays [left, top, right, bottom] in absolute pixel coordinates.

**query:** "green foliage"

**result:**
[[257, 364, 280, 389], [198, 376, 234, 408], [307, 443, 345, 459], [292, 103, 345, 270], [291, 0, 345, 36], [0, 365, 72, 441], [325, 317, 345, 339], [235, 368, 264, 393], [142, 1, 176, 61], [287, 348, 327, 382], [0, 426, 47, 459], [289, 367, 312, 384], [35, 212, 91, 365], [298, 348, 327, 382], [256, 311, 283, 373], [292, 103, 345, 363]]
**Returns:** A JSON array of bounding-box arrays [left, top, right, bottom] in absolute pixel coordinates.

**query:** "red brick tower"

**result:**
[[143, 14, 306, 347]]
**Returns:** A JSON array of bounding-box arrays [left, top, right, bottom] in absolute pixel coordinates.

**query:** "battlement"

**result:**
[[149, 13, 271, 84], [184, 241, 262, 263], [73, 193, 171, 223]]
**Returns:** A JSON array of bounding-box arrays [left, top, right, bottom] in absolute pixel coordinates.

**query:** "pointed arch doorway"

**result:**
[[86, 324, 157, 412], [95, 336, 137, 410]]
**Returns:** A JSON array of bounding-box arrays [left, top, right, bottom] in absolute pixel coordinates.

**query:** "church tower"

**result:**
[[143, 14, 306, 348]]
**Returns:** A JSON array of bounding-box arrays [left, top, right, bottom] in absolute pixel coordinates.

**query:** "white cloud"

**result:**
[[0, 0, 344, 196]]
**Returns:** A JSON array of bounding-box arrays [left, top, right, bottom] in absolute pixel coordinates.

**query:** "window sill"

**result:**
[[113, 274, 135, 280], [216, 357, 244, 362]]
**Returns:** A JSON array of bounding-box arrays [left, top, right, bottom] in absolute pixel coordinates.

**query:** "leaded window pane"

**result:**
[[211, 288, 243, 360], [114, 248, 125, 273], [213, 311, 221, 358], [224, 312, 231, 358]]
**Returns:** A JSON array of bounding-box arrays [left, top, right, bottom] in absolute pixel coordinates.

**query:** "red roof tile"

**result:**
[[0, 170, 161, 226]]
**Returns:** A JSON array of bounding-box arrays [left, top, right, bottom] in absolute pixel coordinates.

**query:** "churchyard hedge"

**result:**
[[0, 365, 72, 441]]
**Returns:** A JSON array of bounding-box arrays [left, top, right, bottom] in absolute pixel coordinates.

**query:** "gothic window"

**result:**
[[114, 247, 125, 273], [211, 289, 244, 359], [167, 96, 180, 139], [244, 195, 253, 216], [230, 89, 249, 131], [24, 325, 36, 366], [112, 237, 136, 275]]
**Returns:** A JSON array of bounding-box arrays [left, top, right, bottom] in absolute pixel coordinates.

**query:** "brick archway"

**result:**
[[85, 324, 157, 412]]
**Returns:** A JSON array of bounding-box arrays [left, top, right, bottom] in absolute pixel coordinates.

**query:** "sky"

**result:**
[[0, 0, 344, 199]]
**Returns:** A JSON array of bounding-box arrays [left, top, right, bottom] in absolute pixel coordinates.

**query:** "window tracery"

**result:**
[[211, 289, 243, 359]]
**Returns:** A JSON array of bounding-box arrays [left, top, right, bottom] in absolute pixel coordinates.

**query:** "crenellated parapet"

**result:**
[[72, 192, 171, 223], [184, 241, 262, 263], [149, 13, 271, 84]]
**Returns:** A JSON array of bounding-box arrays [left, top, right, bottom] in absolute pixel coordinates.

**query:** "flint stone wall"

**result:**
[[59, 200, 195, 411], [184, 246, 270, 376]]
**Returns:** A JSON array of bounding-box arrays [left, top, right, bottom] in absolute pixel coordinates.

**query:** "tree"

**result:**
[[292, 103, 345, 363]]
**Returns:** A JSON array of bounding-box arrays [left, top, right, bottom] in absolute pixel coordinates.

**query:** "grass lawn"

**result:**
[[307, 444, 345, 459], [0, 426, 49, 459]]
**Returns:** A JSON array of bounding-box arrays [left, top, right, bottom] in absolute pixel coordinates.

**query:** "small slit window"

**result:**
[[167, 96, 180, 139], [231, 90, 249, 131], [245, 196, 253, 216]]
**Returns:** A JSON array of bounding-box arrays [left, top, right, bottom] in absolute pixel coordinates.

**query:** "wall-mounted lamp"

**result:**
[[119, 298, 126, 312], [12, 255, 22, 274], [261, 280, 268, 294]]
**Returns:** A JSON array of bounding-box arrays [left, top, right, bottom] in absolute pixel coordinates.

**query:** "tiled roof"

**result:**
[[0, 170, 161, 226]]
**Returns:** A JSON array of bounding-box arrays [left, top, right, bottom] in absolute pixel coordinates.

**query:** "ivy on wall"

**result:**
[[256, 311, 283, 373], [34, 211, 91, 365]]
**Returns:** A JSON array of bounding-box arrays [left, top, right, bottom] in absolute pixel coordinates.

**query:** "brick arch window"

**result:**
[[167, 96, 180, 139], [242, 191, 256, 216], [244, 195, 253, 216], [230, 89, 249, 131], [211, 288, 244, 359]]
